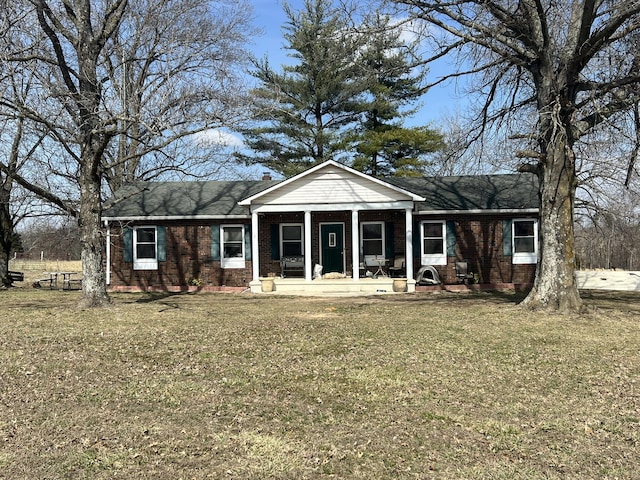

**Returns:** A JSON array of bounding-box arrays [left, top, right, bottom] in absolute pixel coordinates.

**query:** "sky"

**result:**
[[248, 0, 468, 127]]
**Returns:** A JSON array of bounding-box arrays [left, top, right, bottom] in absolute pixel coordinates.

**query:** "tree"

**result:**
[[236, 0, 366, 177], [350, 13, 444, 176], [1, 0, 254, 305], [394, 0, 640, 311]]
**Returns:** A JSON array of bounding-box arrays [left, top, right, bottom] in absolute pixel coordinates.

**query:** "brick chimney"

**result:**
[[262, 172, 272, 181]]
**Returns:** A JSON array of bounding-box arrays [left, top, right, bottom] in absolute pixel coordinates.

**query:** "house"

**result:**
[[102, 160, 539, 294]]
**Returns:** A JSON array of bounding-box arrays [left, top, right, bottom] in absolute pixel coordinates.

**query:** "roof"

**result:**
[[102, 180, 278, 220], [102, 171, 539, 220], [388, 173, 539, 212]]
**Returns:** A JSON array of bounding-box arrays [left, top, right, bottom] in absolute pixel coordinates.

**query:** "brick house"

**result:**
[[102, 160, 539, 293]]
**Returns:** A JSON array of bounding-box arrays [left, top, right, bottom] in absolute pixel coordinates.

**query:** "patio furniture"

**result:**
[[280, 256, 304, 278], [455, 260, 475, 284], [388, 256, 405, 277]]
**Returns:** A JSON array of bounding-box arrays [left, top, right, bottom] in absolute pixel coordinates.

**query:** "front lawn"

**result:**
[[1, 290, 639, 479]]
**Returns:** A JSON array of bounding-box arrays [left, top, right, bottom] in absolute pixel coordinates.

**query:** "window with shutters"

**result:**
[[221, 225, 245, 268], [512, 219, 538, 264], [360, 221, 385, 265], [420, 221, 447, 265], [280, 224, 303, 257], [133, 226, 158, 270]]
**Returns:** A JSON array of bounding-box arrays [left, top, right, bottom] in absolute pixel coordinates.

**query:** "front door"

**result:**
[[320, 223, 344, 274]]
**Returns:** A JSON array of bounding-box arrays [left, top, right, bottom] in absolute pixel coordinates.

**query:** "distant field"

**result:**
[[1, 290, 639, 478], [8, 260, 82, 285]]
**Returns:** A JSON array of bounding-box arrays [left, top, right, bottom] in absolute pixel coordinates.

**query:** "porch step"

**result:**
[[252, 277, 413, 295]]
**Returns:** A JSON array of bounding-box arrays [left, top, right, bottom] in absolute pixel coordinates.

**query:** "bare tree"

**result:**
[[1, 0, 254, 306], [393, 0, 640, 311]]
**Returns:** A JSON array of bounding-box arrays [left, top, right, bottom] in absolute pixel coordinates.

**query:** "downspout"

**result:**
[[104, 219, 111, 285]]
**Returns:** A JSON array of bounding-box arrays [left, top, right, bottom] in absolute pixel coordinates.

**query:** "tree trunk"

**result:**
[[521, 100, 582, 311], [78, 165, 110, 308]]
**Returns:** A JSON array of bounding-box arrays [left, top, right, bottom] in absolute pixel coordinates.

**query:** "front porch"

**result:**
[[251, 276, 415, 295]]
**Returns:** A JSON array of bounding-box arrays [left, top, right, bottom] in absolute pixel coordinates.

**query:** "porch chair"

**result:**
[[455, 260, 475, 284], [388, 256, 405, 277]]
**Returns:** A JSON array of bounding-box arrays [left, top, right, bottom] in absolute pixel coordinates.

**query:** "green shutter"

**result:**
[[385, 222, 394, 258], [270, 224, 280, 260], [211, 225, 221, 261], [503, 219, 513, 256], [446, 220, 457, 256], [413, 222, 421, 255], [156, 226, 166, 262], [244, 225, 252, 261], [123, 227, 133, 262]]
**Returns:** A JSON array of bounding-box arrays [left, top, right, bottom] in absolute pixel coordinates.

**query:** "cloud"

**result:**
[[193, 129, 244, 148]]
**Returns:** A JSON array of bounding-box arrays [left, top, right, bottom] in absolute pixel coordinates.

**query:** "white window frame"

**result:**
[[221, 224, 245, 269], [360, 221, 385, 265], [133, 226, 158, 270], [421, 220, 447, 266], [280, 223, 304, 257], [512, 219, 538, 264]]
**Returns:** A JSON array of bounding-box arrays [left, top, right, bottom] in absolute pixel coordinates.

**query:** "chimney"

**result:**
[[262, 172, 272, 181]]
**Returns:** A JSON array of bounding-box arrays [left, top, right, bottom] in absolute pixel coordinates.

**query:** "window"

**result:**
[[421, 221, 446, 265], [221, 225, 245, 268], [280, 224, 303, 257], [512, 219, 538, 264], [361, 221, 385, 264], [134, 226, 158, 270]]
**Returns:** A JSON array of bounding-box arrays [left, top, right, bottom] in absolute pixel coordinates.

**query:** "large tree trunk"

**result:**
[[521, 99, 582, 311], [78, 165, 110, 308]]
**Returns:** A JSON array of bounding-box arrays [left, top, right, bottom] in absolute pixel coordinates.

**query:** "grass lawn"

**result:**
[[1, 288, 639, 479]]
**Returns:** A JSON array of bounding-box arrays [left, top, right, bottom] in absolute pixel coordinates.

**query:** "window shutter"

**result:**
[[446, 220, 457, 256], [244, 225, 252, 261], [123, 227, 133, 262], [503, 219, 513, 256], [270, 224, 280, 260], [157, 226, 166, 262], [413, 222, 421, 255], [211, 225, 221, 261], [385, 222, 394, 258]]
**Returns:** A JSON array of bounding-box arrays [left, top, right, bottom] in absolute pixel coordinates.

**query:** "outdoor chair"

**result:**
[[455, 260, 475, 284], [388, 256, 406, 277]]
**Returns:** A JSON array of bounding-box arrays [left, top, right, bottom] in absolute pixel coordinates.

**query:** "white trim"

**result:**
[[416, 208, 539, 215], [251, 201, 415, 214], [280, 223, 304, 257], [239, 160, 425, 206], [220, 224, 245, 269], [405, 208, 414, 280], [512, 218, 539, 264], [105, 221, 111, 285], [102, 214, 249, 221], [133, 226, 158, 270], [361, 221, 385, 265], [420, 220, 447, 266]]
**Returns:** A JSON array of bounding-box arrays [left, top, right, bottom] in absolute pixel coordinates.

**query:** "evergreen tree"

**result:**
[[350, 13, 444, 177], [236, 0, 366, 177]]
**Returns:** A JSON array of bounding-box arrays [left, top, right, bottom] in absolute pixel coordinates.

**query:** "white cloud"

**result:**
[[193, 129, 244, 148]]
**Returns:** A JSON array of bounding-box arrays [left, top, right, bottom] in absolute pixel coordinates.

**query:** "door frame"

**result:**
[[319, 222, 346, 274]]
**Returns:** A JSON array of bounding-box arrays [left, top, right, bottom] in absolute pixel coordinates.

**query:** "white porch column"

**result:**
[[304, 210, 312, 281], [405, 207, 414, 281], [351, 209, 360, 280], [251, 211, 260, 281]]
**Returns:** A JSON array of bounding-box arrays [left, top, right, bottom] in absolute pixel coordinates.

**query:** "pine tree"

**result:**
[[350, 13, 444, 177], [236, 0, 366, 177]]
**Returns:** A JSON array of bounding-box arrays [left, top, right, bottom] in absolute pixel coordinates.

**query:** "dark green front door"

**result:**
[[321, 223, 344, 274]]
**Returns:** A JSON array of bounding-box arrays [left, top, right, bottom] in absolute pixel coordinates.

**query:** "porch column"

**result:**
[[351, 209, 359, 280], [251, 211, 260, 281], [405, 208, 414, 280], [304, 210, 312, 281]]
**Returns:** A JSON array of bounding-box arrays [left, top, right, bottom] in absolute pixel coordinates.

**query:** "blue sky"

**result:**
[[248, 0, 467, 127]]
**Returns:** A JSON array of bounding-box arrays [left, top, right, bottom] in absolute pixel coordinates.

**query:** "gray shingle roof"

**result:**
[[102, 180, 279, 219], [102, 173, 538, 219], [388, 173, 539, 211]]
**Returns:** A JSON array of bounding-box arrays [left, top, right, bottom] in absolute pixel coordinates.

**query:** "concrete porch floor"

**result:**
[[250, 277, 415, 295]]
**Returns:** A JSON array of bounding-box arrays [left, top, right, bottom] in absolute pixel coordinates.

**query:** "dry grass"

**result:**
[[1, 289, 639, 479]]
